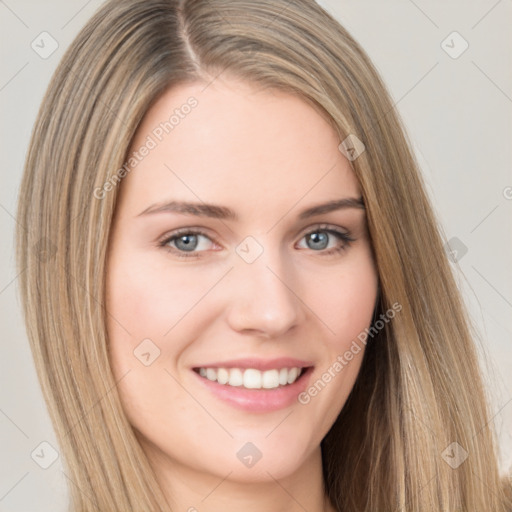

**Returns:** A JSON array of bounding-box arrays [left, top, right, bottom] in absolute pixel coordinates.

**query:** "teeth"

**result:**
[[217, 368, 229, 385], [196, 367, 303, 389], [287, 367, 299, 384], [262, 369, 279, 389], [229, 368, 243, 387], [244, 369, 262, 389]]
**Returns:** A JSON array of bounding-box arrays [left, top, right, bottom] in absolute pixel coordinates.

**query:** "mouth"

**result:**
[[191, 359, 314, 412], [193, 366, 306, 390]]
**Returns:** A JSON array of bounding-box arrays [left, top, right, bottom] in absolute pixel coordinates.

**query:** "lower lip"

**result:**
[[192, 367, 314, 413]]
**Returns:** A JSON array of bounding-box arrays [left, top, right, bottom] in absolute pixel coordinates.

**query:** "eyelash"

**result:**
[[157, 224, 356, 259]]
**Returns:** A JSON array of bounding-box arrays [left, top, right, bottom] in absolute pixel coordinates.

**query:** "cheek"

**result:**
[[306, 250, 378, 349], [296, 249, 377, 422], [105, 253, 199, 434], [105, 251, 222, 360], [105, 249, 228, 417], [108, 262, 199, 332]]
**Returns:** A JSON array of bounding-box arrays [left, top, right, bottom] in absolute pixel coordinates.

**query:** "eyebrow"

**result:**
[[137, 196, 365, 220]]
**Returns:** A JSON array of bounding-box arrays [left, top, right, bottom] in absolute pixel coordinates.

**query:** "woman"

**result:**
[[16, 0, 511, 510]]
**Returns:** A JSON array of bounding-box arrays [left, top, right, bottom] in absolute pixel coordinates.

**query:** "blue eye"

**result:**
[[298, 227, 355, 255], [306, 231, 330, 250], [173, 233, 199, 251], [158, 225, 355, 258], [160, 229, 215, 257]]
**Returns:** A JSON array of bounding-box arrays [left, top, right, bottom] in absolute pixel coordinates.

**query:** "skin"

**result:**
[[105, 77, 378, 512]]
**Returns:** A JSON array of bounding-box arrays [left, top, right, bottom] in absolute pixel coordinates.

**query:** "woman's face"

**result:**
[[106, 78, 378, 485]]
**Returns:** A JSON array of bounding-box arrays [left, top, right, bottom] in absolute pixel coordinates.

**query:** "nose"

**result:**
[[224, 249, 305, 338]]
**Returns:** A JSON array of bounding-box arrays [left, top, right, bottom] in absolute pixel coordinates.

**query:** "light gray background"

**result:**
[[1, 1, 511, 510]]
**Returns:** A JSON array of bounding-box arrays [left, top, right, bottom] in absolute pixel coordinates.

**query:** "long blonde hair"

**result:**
[[16, 0, 511, 510]]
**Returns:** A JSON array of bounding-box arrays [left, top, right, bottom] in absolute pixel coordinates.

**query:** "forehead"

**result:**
[[118, 78, 361, 218]]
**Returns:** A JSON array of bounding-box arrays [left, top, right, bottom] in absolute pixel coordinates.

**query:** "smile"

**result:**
[[195, 367, 304, 389]]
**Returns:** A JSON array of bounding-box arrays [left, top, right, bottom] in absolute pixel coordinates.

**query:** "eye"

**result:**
[[158, 228, 216, 258], [296, 225, 355, 255], [158, 224, 355, 259]]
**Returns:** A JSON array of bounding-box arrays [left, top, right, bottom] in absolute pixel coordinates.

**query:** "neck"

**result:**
[[143, 441, 336, 512]]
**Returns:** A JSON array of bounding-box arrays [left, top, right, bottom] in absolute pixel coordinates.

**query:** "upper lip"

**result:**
[[193, 357, 314, 371]]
